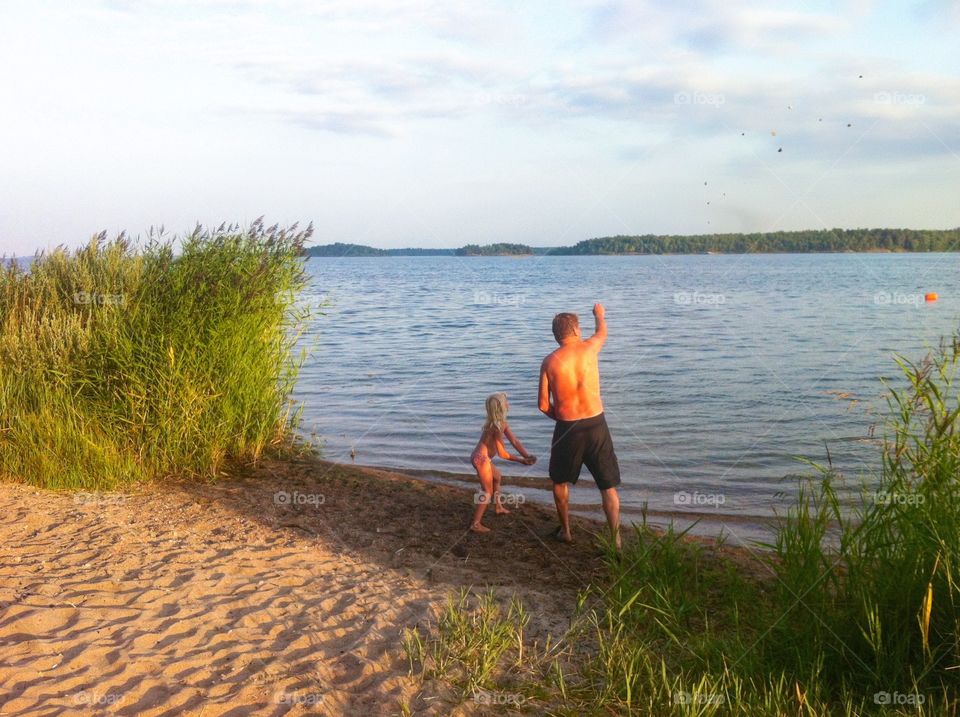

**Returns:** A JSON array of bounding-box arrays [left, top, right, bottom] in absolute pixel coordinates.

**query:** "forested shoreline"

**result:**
[[304, 227, 960, 257]]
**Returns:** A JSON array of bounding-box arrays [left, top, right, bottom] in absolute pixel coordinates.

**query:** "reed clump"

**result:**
[[404, 332, 960, 715], [0, 219, 313, 489], [766, 332, 960, 702]]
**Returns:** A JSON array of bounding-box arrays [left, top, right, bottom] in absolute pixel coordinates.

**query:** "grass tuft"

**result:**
[[0, 219, 314, 489], [402, 330, 960, 715]]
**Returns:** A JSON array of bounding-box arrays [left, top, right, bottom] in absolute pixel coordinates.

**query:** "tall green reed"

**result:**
[[0, 219, 313, 489], [402, 332, 960, 714], [769, 333, 960, 693]]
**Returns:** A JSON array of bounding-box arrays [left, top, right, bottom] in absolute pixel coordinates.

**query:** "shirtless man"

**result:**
[[538, 303, 621, 548]]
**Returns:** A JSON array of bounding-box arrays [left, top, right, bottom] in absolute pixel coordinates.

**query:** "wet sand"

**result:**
[[369, 463, 780, 544]]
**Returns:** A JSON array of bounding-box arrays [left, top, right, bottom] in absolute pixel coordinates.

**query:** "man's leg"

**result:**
[[600, 487, 621, 549], [552, 482, 573, 542], [587, 417, 621, 550]]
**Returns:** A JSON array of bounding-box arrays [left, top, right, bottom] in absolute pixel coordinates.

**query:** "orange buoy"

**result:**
[[925, 292, 938, 302]]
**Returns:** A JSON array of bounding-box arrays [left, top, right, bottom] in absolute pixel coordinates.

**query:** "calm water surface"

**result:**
[[294, 253, 960, 521]]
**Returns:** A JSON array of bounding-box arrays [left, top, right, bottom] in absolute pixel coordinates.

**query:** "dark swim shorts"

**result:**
[[549, 412, 621, 490]]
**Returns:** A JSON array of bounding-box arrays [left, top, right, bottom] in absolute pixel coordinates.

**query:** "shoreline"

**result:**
[[353, 462, 780, 543], [306, 248, 927, 258]]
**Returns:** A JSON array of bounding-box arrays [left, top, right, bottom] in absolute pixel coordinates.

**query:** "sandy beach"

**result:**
[[0, 457, 638, 715]]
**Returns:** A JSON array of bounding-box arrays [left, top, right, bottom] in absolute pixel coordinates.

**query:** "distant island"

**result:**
[[304, 228, 960, 257], [304, 241, 548, 257]]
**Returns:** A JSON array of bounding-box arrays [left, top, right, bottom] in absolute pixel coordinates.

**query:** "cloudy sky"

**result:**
[[1, 0, 958, 254]]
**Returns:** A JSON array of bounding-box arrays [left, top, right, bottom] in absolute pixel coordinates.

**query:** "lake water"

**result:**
[[294, 253, 959, 525]]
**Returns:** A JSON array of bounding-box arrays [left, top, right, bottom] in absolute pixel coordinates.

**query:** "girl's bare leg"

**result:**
[[493, 467, 510, 514], [471, 464, 495, 532]]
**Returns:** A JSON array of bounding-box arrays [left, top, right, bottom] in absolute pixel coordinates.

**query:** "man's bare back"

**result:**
[[538, 303, 606, 421], [538, 303, 621, 549]]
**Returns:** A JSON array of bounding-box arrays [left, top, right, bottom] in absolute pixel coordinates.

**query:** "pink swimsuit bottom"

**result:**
[[471, 450, 490, 469]]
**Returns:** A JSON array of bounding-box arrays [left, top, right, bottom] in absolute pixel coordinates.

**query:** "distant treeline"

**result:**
[[304, 242, 458, 257], [304, 228, 960, 257], [304, 241, 543, 257], [458, 242, 552, 256], [561, 228, 960, 254]]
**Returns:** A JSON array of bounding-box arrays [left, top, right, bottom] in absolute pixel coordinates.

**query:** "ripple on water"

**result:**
[[296, 253, 960, 518]]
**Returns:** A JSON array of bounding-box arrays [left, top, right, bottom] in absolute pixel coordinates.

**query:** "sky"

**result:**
[[1, 0, 958, 254]]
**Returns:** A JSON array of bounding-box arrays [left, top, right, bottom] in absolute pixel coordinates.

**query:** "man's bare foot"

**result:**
[[470, 523, 491, 533], [495, 506, 511, 515], [551, 525, 573, 543]]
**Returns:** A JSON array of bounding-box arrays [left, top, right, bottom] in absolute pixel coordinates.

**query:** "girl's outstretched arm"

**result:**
[[495, 437, 524, 462], [503, 424, 536, 463], [502, 424, 530, 458]]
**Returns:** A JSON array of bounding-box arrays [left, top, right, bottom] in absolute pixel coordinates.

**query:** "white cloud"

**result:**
[[0, 0, 959, 252]]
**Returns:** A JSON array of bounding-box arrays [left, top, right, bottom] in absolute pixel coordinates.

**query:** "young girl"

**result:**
[[469, 392, 536, 533]]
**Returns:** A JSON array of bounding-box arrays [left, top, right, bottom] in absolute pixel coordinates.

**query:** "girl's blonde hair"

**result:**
[[484, 392, 509, 431]]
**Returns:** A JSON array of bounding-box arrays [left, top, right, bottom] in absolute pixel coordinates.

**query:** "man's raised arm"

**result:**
[[538, 359, 555, 420], [585, 302, 607, 350]]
